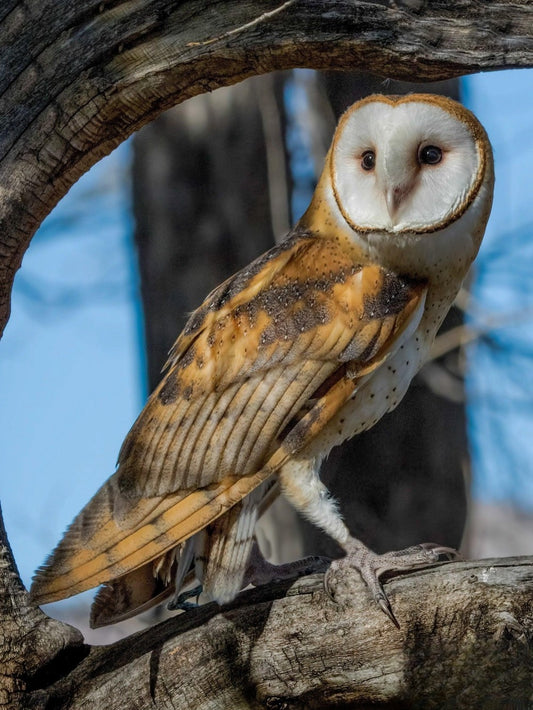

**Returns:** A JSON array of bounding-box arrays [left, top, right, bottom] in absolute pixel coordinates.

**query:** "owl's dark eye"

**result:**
[[419, 145, 442, 165], [361, 150, 375, 171]]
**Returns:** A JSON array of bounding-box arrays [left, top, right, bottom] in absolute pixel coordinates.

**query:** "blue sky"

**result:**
[[462, 70, 533, 505], [0, 69, 532, 596], [0, 143, 144, 588]]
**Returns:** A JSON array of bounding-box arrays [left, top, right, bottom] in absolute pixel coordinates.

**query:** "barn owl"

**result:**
[[31, 94, 494, 628]]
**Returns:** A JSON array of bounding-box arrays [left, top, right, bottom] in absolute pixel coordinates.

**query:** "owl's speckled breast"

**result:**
[[307, 321, 434, 461]]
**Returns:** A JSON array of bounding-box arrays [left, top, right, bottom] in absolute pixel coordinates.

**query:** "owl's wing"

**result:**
[[31, 232, 426, 605], [89, 480, 278, 627], [118, 232, 426, 498]]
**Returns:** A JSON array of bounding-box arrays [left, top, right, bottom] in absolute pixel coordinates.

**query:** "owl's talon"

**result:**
[[169, 600, 197, 611], [167, 584, 203, 610], [417, 543, 461, 562], [325, 539, 458, 627], [376, 590, 400, 629]]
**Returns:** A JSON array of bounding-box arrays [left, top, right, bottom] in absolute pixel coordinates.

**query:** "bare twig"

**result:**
[[431, 308, 533, 361]]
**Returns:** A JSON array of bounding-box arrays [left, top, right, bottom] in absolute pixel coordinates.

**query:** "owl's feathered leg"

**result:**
[[168, 483, 269, 610], [279, 457, 458, 627]]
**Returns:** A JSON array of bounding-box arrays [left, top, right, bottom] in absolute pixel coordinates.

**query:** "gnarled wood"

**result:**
[[0, 506, 84, 710], [29, 557, 533, 709]]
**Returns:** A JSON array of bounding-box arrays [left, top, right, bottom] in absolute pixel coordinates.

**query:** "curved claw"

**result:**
[[417, 543, 462, 562], [323, 569, 335, 602], [167, 584, 203, 610], [168, 599, 198, 611], [376, 591, 400, 629]]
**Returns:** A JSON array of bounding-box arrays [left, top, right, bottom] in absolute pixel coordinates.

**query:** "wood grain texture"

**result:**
[[1, 0, 532, 336], [30, 557, 533, 709], [0, 505, 85, 710]]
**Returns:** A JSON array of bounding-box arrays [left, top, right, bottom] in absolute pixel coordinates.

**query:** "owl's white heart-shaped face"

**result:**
[[330, 95, 486, 235]]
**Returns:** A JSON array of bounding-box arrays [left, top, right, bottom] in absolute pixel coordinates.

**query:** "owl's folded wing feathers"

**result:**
[[31, 232, 426, 605]]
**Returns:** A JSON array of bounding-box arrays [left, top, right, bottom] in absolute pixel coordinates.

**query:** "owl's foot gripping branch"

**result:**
[[325, 538, 460, 627]]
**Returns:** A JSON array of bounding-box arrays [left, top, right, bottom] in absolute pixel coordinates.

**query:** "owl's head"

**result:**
[[327, 94, 493, 236]]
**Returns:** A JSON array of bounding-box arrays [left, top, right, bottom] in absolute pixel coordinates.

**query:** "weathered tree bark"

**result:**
[[1, 1, 533, 708], [0, 506, 85, 709], [21, 552, 533, 709]]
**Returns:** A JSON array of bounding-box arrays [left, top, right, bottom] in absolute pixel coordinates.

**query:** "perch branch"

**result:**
[[30, 556, 533, 709]]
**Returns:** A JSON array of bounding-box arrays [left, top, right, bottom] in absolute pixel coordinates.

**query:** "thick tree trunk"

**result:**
[[1, 1, 533, 708]]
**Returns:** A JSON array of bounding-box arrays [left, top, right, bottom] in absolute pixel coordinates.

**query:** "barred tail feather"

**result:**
[[90, 555, 176, 628], [30, 469, 274, 606], [201, 484, 267, 604]]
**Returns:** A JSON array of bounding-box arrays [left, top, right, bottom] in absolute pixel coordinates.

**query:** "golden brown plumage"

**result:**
[[32, 234, 423, 601], [31, 94, 494, 627]]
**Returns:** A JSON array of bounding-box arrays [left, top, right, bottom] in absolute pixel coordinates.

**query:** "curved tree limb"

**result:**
[[29, 556, 533, 709], [1, 0, 533, 336], [0, 506, 84, 710]]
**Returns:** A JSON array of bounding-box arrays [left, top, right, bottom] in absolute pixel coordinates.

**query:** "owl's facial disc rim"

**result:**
[[330, 94, 487, 237]]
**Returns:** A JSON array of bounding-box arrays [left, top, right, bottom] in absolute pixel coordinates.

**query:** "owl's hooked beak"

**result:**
[[381, 146, 417, 221], [384, 182, 414, 220]]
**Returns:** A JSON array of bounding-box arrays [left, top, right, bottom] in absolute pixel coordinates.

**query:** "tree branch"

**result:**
[[30, 556, 533, 709], [1, 0, 532, 336], [0, 505, 84, 710]]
